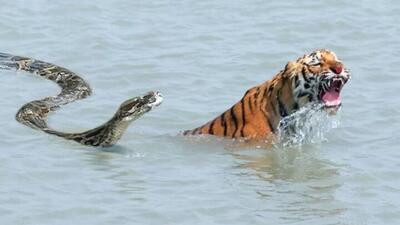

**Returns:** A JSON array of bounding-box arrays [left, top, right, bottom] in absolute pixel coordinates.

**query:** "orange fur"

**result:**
[[184, 49, 349, 141]]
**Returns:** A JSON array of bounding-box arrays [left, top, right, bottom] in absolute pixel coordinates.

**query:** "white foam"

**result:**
[[276, 103, 341, 148]]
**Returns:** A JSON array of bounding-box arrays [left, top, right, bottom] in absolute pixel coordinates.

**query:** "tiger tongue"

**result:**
[[322, 90, 341, 106]]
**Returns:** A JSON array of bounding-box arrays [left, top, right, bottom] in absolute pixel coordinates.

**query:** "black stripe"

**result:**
[[282, 63, 290, 75], [262, 86, 268, 98], [240, 98, 246, 137], [230, 107, 238, 138], [294, 75, 299, 87], [248, 96, 253, 113], [277, 91, 288, 118], [191, 127, 200, 135], [268, 85, 274, 94], [295, 79, 300, 88], [269, 100, 278, 116], [254, 87, 260, 100], [221, 113, 227, 136], [302, 67, 310, 83], [244, 89, 250, 97], [208, 119, 216, 135], [297, 91, 309, 98], [267, 117, 276, 133]]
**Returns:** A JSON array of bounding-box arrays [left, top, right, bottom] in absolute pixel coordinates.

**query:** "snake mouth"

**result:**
[[319, 78, 344, 108], [120, 91, 163, 120], [144, 91, 163, 108]]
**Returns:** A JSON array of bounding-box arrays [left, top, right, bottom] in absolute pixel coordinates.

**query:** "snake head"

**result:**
[[118, 91, 163, 121]]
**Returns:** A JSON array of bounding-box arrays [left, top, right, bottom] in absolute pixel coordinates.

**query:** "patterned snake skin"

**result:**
[[0, 52, 163, 147]]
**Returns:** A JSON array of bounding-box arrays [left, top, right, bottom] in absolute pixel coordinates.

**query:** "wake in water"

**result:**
[[275, 103, 341, 148], [228, 104, 343, 181], [197, 103, 342, 150], [229, 104, 342, 181]]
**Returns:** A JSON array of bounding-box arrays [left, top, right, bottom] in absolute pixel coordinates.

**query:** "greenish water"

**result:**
[[1, 0, 399, 224]]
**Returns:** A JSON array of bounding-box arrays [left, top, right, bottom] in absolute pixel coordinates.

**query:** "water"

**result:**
[[0, 0, 399, 224], [277, 103, 341, 147]]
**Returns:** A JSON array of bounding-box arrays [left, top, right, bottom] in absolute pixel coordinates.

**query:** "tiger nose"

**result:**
[[330, 65, 343, 74]]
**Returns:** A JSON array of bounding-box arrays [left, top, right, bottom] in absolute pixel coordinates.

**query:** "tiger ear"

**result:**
[[282, 61, 298, 79]]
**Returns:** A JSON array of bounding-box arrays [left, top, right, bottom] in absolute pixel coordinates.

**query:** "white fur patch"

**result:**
[[304, 51, 322, 66]]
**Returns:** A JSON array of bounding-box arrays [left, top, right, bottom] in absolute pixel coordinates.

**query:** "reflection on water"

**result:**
[[231, 145, 337, 181], [229, 143, 345, 223], [229, 103, 341, 181], [226, 110, 345, 222]]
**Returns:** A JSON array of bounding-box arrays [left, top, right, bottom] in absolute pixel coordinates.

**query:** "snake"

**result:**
[[0, 52, 163, 147]]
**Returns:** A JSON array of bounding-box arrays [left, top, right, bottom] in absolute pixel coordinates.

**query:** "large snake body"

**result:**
[[0, 52, 162, 147]]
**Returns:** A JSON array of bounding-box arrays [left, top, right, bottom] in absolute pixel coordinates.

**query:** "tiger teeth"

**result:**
[[325, 81, 331, 90]]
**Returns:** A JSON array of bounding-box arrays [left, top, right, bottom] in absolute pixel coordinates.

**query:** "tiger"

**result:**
[[183, 49, 350, 140]]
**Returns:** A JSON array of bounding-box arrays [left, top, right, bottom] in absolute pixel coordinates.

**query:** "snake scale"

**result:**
[[0, 52, 163, 147]]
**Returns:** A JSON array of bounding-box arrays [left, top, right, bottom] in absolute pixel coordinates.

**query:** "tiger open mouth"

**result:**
[[319, 78, 344, 108]]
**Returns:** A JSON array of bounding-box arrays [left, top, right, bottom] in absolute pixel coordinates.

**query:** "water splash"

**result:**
[[276, 103, 341, 148]]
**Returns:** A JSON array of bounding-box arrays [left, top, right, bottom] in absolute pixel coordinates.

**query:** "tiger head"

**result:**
[[287, 49, 350, 111]]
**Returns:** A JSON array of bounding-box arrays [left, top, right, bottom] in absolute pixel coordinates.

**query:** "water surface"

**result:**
[[1, 0, 399, 224]]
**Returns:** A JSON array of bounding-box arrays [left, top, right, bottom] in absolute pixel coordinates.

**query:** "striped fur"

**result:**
[[184, 49, 350, 140]]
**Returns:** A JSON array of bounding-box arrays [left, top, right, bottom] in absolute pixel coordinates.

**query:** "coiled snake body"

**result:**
[[0, 52, 163, 147]]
